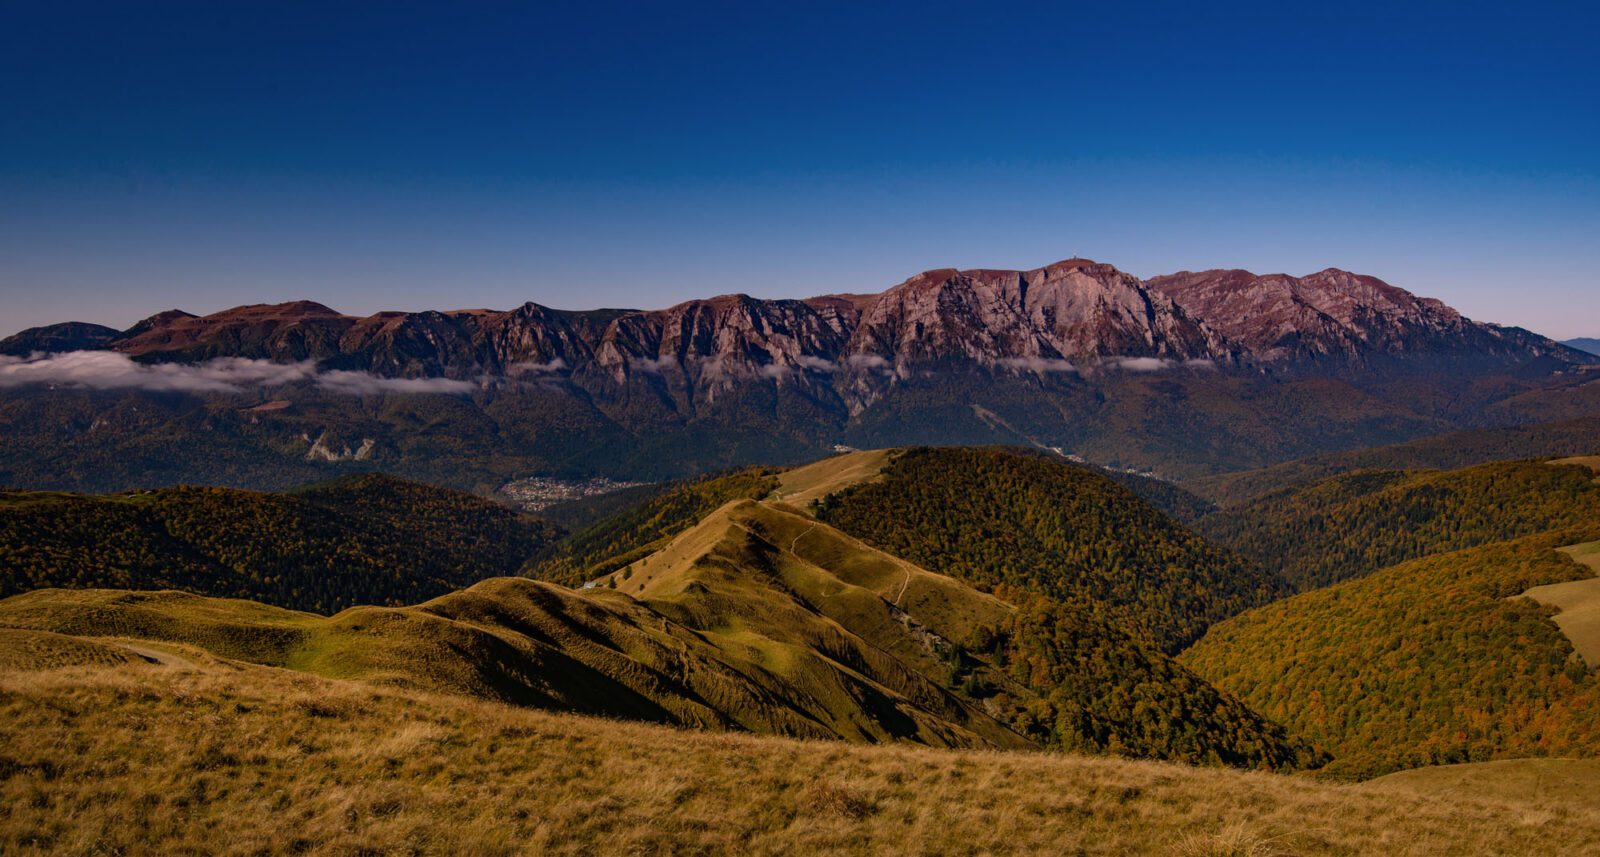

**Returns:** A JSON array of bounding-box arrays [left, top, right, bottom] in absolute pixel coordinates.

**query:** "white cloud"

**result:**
[[796, 355, 837, 372], [507, 358, 568, 375], [1106, 357, 1174, 372], [1183, 358, 1218, 370], [998, 357, 1078, 374], [0, 352, 314, 393], [845, 354, 891, 371], [314, 370, 475, 395], [633, 356, 678, 374], [0, 352, 473, 396]]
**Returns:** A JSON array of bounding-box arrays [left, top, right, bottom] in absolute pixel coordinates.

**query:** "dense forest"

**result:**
[[1181, 526, 1600, 778], [530, 467, 782, 586], [813, 448, 1285, 652], [0, 474, 560, 613], [968, 586, 1324, 769], [1199, 460, 1600, 592]]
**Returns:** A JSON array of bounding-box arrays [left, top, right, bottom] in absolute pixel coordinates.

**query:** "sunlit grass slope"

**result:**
[[2, 660, 1594, 856]]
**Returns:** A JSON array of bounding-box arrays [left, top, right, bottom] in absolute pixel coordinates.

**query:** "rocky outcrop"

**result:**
[[1148, 268, 1582, 366], [843, 260, 1234, 374]]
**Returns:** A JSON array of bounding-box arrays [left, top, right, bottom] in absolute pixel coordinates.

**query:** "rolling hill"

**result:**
[[529, 466, 782, 586], [1180, 527, 1600, 778], [0, 489, 1320, 769], [0, 474, 562, 614], [1197, 458, 1600, 592], [809, 447, 1285, 652]]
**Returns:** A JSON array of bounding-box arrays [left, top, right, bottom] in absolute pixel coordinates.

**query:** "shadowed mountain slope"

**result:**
[[0, 474, 561, 614], [810, 448, 1285, 652]]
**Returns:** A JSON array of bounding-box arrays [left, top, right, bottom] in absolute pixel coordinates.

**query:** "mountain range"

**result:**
[[2, 258, 1596, 491], [4, 259, 1584, 377]]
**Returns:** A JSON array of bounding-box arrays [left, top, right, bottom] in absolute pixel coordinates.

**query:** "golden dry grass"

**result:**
[[1522, 541, 1600, 665], [3, 658, 1597, 856], [1366, 758, 1600, 811], [771, 449, 892, 508], [1550, 455, 1600, 474]]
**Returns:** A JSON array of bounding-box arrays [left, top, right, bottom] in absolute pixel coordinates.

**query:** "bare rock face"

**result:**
[[592, 295, 848, 396], [843, 259, 1233, 372], [62, 257, 1582, 400], [472, 303, 596, 374], [1147, 268, 1577, 366], [335, 310, 481, 378]]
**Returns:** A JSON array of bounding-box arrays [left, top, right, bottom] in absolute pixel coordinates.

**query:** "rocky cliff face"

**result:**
[[1147, 268, 1580, 366], [843, 260, 1232, 373], [11, 259, 1583, 395]]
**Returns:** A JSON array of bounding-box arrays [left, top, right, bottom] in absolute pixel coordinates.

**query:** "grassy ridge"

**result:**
[[0, 474, 561, 614], [529, 466, 781, 585], [592, 498, 1317, 769], [3, 660, 1594, 855], [1198, 460, 1600, 592], [1181, 526, 1600, 778], [813, 448, 1285, 652]]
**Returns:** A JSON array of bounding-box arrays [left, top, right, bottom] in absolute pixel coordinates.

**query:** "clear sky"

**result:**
[[2, 1, 1597, 338]]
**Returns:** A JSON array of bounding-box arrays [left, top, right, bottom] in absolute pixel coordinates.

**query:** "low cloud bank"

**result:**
[[999, 357, 1078, 374], [507, 358, 567, 376], [0, 352, 474, 395], [1103, 356, 1218, 373]]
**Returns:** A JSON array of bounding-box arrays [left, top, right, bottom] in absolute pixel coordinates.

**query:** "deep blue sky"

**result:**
[[2, 1, 1597, 338]]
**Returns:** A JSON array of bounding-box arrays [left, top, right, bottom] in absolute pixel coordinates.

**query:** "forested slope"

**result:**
[[812, 448, 1284, 652], [1198, 460, 1600, 592], [0, 474, 560, 613], [1181, 526, 1600, 778]]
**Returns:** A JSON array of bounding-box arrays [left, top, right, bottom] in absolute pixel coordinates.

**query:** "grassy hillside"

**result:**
[[1198, 459, 1600, 592], [812, 447, 1285, 652], [3, 660, 1594, 855], [595, 498, 1317, 769], [529, 466, 781, 585], [0, 498, 1319, 769], [1186, 416, 1600, 507], [1365, 757, 1600, 807], [1180, 526, 1600, 778], [0, 474, 561, 614]]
